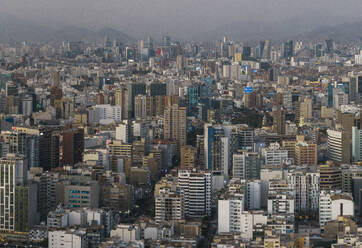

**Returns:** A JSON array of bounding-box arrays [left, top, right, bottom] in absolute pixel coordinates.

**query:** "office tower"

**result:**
[[246, 181, 262, 210], [116, 121, 132, 143], [178, 170, 212, 218], [176, 55, 184, 73], [295, 142, 317, 166], [39, 129, 60, 171], [180, 145, 196, 169], [203, 125, 229, 176], [127, 83, 146, 118], [327, 129, 350, 163], [232, 152, 260, 180], [186, 86, 199, 115], [15, 183, 38, 232], [149, 83, 166, 96], [50, 72, 63, 106], [352, 126, 362, 162], [164, 104, 186, 148], [287, 170, 319, 217], [115, 88, 128, 119], [319, 191, 353, 228], [229, 126, 254, 152], [57, 179, 100, 208], [196, 135, 205, 168], [300, 97, 313, 120], [132, 139, 146, 166], [341, 164, 362, 193], [259, 40, 270, 59], [155, 188, 183, 224], [320, 162, 342, 191], [0, 130, 40, 168], [62, 128, 84, 165], [272, 106, 286, 135], [134, 94, 147, 119], [262, 142, 288, 166], [314, 44, 323, 57], [242, 46, 251, 59], [0, 154, 27, 231], [325, 39, 335, 54], [283, 40, 293, 59]]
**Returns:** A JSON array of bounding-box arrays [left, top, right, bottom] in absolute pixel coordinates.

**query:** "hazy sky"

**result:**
[[2, 0, 362, 39]]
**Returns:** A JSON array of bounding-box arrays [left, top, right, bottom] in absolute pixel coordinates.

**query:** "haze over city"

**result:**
[[2, 0, 362, 40]]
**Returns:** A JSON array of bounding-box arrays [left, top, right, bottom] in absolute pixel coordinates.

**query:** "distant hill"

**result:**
[[293, 22, 362, 42], [0, 14, 134, 43]]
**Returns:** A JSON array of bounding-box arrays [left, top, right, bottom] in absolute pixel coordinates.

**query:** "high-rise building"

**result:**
[[134, 94, 147, 120], [180, 145, 196, 169], [0, 154, 27, 231], [320, 162, 342, 191], [262, 142, 289, 166], [164, 104, 186, 148], [287, 169, 320, 217], [319, 191, 353, 228], [116, 121, 132, 143], [232, 151, 260, 180], [295, 142, 318, 166], [327, 129, 350, 163], [127, 83, 146, 118], [155, 188, 183, 224], [203, 125, 229, 176], [62, 128, 84, 165], [272, 106, 286, 135], [283, 40, 294, 59], [149, 83, 166, 96], [218, 193, 245, 234], [115, 88, 128, 119], [300, 97, 313, 121], [178, 170, 212, 218]]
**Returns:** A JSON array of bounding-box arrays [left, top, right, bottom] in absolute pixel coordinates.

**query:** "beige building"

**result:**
[[164, 104, 186, 148], [295, 142, 317, 166], [180, 145, 196, 169]]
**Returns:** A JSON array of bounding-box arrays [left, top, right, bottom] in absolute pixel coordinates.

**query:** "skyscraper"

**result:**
[[0, 154, 27, 231], [62, 128, 84, 165], [164, 104, 186, 148]]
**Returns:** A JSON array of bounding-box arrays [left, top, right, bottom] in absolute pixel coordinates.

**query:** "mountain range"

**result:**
[[0, 14, 134, 43], [0, 13, 361, 43]]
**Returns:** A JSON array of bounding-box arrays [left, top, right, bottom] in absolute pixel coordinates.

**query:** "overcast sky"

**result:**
[[2, 0, 362, 39]]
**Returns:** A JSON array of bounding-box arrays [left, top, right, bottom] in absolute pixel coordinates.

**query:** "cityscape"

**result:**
[[1, 1, 362, 248]]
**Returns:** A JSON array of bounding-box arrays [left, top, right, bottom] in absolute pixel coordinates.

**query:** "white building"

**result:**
[[178, 170, 212, 218], [319, 191, 354, 228], [111, 224, 141, 242], [352, 126, 362, 162], [48, 229, 87, 248], [327, 129, 344, 163], [262, 143, 289, 166], [116, 121, 131, 143], [287, 170, 320, 215], [246, 181, 261, 210], [89, 104, 122, 123]]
